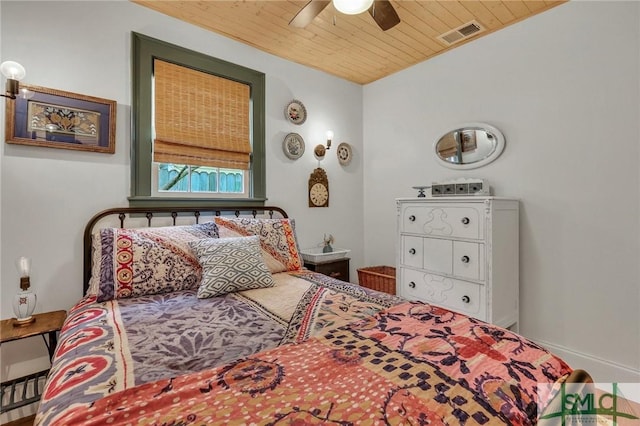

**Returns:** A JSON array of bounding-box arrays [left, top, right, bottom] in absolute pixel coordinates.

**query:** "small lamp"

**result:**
[[325, 130, 334, 150], [314, 130, 334, 158], [0, 61, 29, 99], [12, 256, 37, 326]]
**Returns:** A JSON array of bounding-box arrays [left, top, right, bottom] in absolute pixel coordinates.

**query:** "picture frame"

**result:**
[[5, 84, 116, 153]]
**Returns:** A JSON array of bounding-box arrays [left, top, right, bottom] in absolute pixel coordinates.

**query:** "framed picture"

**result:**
[[5, 84, 116, 153]]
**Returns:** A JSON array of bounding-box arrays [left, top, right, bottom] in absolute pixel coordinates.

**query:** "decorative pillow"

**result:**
[[88, 222, 219, 301], [189, 236, 276, 298], [214, 217, 304, 273]]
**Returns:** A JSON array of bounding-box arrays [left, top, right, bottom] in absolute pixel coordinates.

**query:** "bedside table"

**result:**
[[304, 258, 350, 282], [0, 310, 66, 413]]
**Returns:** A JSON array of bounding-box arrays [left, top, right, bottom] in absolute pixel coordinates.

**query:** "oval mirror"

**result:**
[[434, 123, 505, 169]]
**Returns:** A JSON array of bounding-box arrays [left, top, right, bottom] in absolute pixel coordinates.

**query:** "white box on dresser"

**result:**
[[396, 197, 519, 330]]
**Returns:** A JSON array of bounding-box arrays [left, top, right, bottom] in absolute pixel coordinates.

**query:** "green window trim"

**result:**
[[130, 32, 266, 208]]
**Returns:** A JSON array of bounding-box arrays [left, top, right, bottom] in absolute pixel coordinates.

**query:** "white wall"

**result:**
[[0, 1, 363, 421], [2, 1, 639, 422], [363, 1, 640, 382]]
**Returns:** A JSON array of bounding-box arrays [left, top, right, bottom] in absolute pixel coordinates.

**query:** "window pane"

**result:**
[[191, 170, 201, 192], [219, 172, 227, 192], [192, 166, 216, 193], [225, 173, 235, 193], [159, 164, 170, 189], [156, 163, 245, 195], [191, 169, 210, 193], [160, 163, 189, 192], [199, 172, 208, 191], [217, 170, 243, 193], [209, 171, 217, 192]]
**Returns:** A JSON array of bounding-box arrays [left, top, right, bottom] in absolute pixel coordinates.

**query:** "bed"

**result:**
[[35, 206, 587, 425]]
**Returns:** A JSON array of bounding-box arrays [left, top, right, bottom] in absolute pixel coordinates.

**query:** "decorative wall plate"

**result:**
[[336, 142, 353, 166], [285, 99, 307, 125], [283, 133, 305, 160]]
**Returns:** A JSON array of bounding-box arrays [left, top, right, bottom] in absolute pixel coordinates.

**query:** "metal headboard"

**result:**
[[83, 206, 288, 294]]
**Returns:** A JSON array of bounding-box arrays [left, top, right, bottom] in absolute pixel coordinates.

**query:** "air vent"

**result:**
[[438, 20, 484, 46]]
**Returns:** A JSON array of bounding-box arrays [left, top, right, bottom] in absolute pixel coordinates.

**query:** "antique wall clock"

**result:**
[[308, 167, 329, 207]]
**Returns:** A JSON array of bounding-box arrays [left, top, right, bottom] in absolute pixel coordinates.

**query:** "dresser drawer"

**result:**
[[452, 241, 484, 281], [411, 238, 484, 282], [401, 204, 483, 240], [423, 238, 453, 275], [400, 269, 485, 319], [401, 235, 424, 268]]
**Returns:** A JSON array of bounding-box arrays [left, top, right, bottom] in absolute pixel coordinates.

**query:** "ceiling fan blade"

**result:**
[[289, 0, 331, 28], [369, 0, 400, 31]]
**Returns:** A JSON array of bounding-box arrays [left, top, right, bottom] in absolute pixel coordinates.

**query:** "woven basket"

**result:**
[[357, 266, 396, 295]]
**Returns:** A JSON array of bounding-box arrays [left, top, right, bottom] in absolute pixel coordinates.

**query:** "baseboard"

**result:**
[[534, 338, 640, 383]]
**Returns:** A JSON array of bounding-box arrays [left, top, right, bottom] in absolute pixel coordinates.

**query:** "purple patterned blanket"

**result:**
[[36, 271, 401, 424]]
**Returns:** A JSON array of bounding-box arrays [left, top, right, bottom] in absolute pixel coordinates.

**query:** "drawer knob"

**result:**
[[461, 217, 470, 225], [461, 255, 470, 263], [461, 295, 470, 304], [409, 281, 416, 289], [408, 215, 416, 222], [330, 272, 341, 278], [409, 248, 416, 255]]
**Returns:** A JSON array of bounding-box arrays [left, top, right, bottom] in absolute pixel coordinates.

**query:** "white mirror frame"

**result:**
[[434, 122, 505, 170]]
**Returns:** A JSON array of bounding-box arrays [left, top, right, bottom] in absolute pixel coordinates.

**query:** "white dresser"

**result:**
[[396, 197, 519, 329]]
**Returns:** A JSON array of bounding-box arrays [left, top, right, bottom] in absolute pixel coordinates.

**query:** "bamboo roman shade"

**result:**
[[153, 59, 251, 169]]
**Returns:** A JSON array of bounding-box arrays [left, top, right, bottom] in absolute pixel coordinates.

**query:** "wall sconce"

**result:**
[[314, 130, 334, 158], [1, 61, 28, 99], [12, 256, 37, 326]]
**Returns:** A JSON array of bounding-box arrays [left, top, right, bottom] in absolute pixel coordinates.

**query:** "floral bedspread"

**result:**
[[35, 271, 401, 425], [39, 302, 571, 426]]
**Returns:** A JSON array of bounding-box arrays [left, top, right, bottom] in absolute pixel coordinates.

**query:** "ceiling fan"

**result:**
[[289, 0, 400, 31]]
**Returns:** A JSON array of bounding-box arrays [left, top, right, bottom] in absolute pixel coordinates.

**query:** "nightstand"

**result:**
[[0, 310, 66, 413], [304, 258, 350, 282]]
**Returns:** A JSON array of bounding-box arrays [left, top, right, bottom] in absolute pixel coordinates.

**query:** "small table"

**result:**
[[304, 258, 350, 282], [0, 310, 66, 413]]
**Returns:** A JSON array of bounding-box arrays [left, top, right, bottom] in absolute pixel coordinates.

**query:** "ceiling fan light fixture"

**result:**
[[333, 0, 374, 15]]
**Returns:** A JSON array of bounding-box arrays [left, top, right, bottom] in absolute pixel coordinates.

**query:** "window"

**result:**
[[152, 59, 251, 198], [130, 32, 266, 208], [155, 164, 246, 196]]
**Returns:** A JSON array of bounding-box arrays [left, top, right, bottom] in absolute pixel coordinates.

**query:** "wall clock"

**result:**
[[283, 133, 305, 160], [308, 167, 329, 207], [336, 142, 352, 166]]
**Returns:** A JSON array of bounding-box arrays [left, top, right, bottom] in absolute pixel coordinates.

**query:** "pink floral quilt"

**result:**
[[36, 298, 571, 425]]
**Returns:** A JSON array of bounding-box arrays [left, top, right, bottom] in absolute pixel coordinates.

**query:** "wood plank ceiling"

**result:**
[[132, 0, 565, 85]]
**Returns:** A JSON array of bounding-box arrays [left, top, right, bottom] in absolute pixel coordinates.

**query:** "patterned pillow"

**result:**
[[88, 222, 219, 301], [189, 236, 276, 298], [214, 217, 304, 273]]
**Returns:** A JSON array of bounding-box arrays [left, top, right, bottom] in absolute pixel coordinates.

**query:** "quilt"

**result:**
[[35, 271, 401, 425], [38, 301, 571, 425]]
